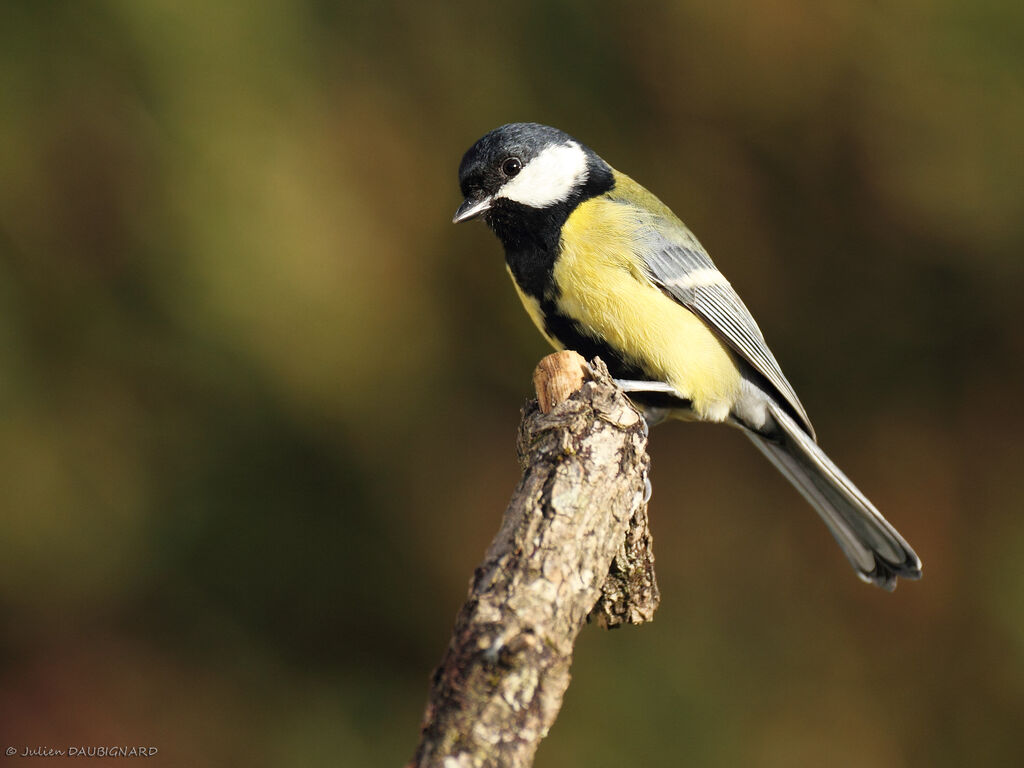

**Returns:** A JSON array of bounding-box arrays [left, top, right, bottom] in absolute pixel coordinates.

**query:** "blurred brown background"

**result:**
[[1, 1, 1022, 766]]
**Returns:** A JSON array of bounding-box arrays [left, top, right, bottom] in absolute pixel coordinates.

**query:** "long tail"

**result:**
[[744, 400, 922, 590]]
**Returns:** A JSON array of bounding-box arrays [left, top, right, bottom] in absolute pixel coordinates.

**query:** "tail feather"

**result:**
[[745, 400, 922, 590]]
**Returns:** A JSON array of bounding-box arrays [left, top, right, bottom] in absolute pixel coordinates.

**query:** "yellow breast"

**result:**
[[550, 195, 742, 421]]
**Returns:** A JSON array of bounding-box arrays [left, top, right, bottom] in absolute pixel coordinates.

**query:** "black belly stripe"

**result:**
[[540, 306, 643, 378], [540, 306, 693, 411]]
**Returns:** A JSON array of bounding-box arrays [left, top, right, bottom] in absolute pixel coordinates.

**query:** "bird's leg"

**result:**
[[612, 379, 683, 396], [612, 379, 688, 429]]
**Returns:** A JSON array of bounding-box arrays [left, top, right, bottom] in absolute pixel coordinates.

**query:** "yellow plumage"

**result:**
[[516, 174, 743, 422]]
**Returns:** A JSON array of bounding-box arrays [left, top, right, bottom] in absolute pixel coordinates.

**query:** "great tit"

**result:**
[[454, 122, 922, 590]]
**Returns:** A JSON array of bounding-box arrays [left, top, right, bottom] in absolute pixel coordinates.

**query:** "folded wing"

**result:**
[[617, 195, 815, 438]]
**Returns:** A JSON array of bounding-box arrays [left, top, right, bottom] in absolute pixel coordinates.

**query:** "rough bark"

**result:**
[[410, 352, 659, 768]]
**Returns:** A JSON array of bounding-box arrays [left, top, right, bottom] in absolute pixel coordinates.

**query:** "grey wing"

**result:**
[[636, 218, 816, 439]]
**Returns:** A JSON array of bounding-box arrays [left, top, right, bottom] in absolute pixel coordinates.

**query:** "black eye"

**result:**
[[501, 157, 522, 177]]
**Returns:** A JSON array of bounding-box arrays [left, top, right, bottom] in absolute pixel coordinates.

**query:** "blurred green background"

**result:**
[[2, 1, 1023, 765]]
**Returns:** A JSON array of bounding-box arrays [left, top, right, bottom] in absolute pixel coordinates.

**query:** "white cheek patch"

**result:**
[[498, 141, 589, 208]]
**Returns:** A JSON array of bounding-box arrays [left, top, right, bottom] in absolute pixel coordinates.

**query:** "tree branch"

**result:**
[[410, 352, 659, 768]]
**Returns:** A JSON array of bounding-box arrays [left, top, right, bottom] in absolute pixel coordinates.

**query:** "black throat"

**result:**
[[485, 158, 614, 302], [481, 157, 671, 396]]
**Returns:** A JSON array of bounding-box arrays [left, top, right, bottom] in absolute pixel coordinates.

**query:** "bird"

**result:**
[[453, 122, 922, 590]]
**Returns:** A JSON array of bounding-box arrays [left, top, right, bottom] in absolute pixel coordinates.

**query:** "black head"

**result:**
[[453, 123, 613, 229]]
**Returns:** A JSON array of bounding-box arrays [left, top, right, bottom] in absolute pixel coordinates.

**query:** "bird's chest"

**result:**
[[504, 245, 559, 305], [502, 245, 563, 351]]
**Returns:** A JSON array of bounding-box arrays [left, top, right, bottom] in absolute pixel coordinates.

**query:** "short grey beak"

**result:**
[[452, 195, 492, 223]]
